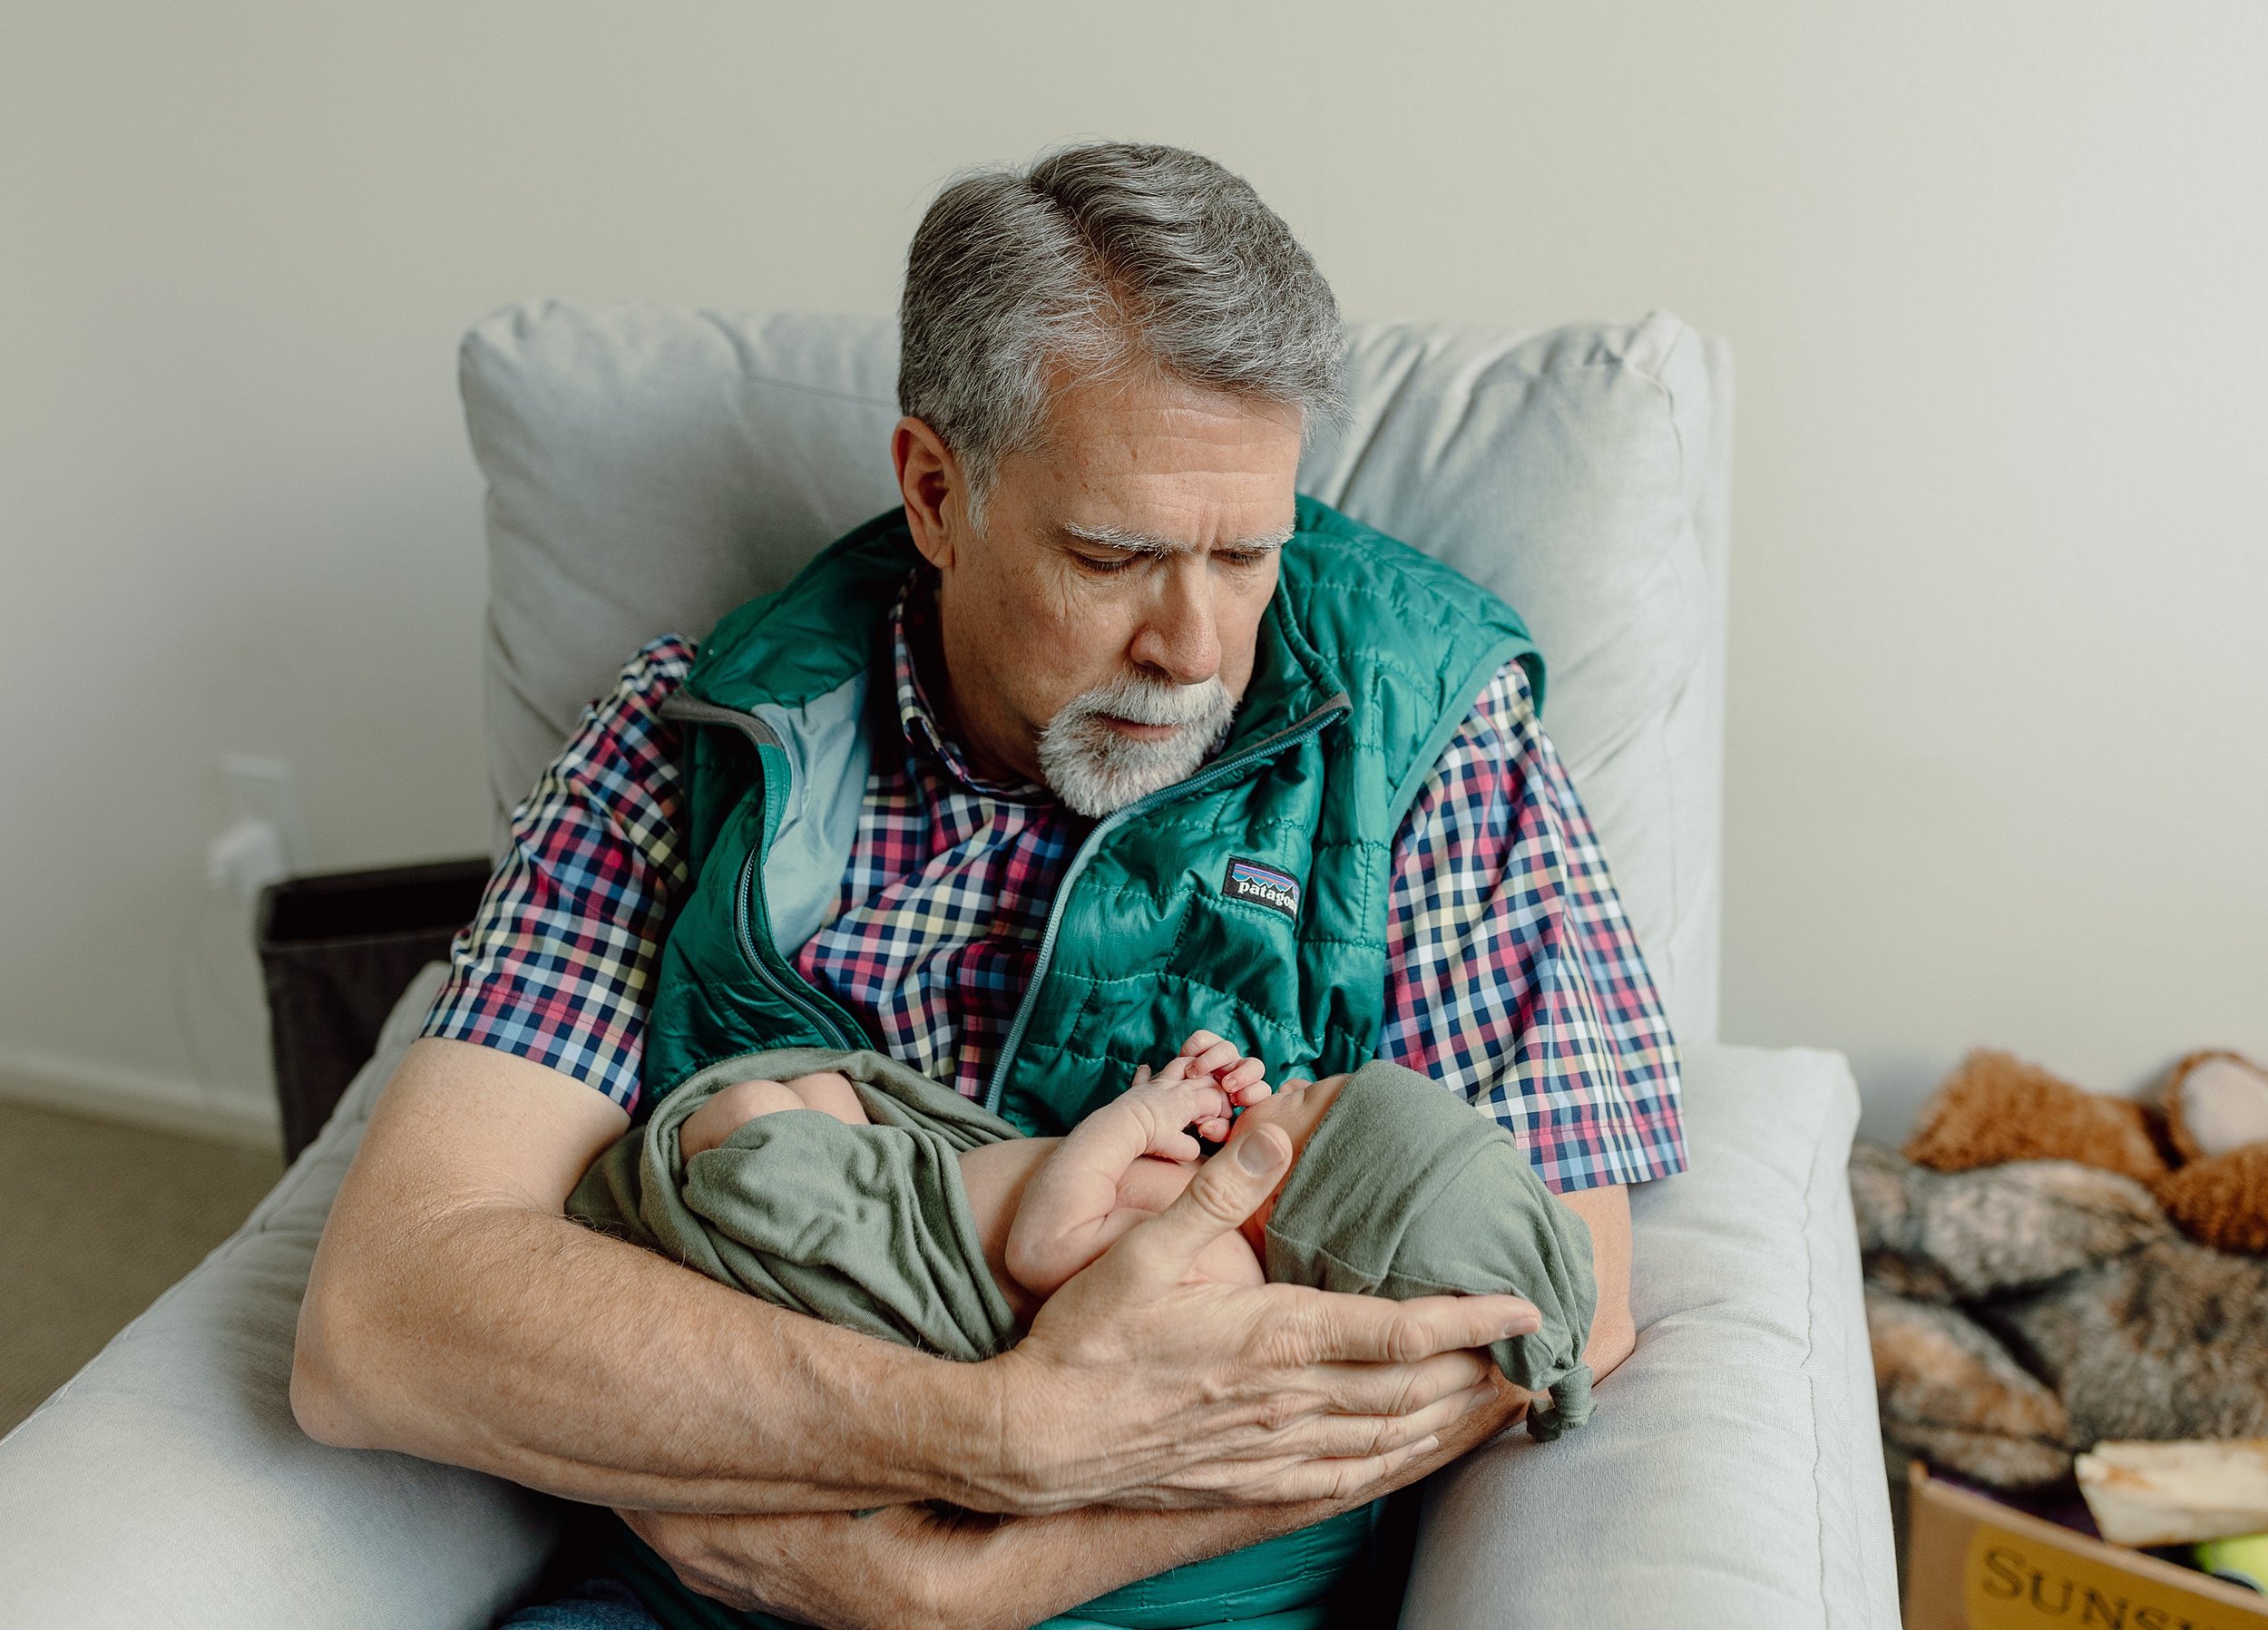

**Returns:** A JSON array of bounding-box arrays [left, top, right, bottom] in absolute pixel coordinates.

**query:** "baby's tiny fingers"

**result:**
[[1132, 1064, 1153, 1088], [1188, 1039, 1245, 1079], [1179, 1030, 1228, 1059]]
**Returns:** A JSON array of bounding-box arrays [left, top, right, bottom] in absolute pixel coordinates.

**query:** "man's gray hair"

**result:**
[[898, 142, 1343, 519]]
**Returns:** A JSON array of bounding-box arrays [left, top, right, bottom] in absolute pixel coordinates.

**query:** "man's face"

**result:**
[[893, 366, 1303, 813]]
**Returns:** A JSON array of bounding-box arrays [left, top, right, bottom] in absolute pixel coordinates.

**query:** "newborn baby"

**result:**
[[570, 1033, 1597, 1434], [679, 1032, 1287, 1321]]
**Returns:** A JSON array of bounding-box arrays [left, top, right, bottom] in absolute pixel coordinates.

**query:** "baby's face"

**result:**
[[1233, 1074, 1350, 1253]]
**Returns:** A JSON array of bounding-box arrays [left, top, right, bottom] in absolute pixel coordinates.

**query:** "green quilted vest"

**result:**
[[644, 495, 1541, 1134]]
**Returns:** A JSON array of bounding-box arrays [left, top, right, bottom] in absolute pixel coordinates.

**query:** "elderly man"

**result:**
[[292, 143, 1685, 1629]]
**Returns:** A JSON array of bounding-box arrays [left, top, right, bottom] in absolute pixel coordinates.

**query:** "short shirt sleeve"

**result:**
[[419, 637, 696, 1115], [1376, 659, 1686, 1193]]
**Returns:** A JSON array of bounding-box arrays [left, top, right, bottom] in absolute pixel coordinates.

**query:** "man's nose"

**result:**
[[1128, 557, 1221, 687]]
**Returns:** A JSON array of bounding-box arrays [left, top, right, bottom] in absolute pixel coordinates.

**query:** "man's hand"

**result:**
[[623, 1369, 1532, 1630], [964, 1112, 1539, 1515]]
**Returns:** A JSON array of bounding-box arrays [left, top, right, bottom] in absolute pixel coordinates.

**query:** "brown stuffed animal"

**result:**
[[1901, 1048, 2268, 1256], [2157, 1050, 2268, 1255], [1904, 1049, 2167, 1184], [1855, 1145, 2268, 1488], [1859, 1048, 2268, 1490]]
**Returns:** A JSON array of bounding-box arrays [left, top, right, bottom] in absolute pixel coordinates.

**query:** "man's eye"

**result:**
[[1216, 550, 1267, 571], [1077, 552, 1137, 574]]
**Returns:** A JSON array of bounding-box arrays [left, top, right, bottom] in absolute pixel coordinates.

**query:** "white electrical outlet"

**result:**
[[208, 756, 308, 896], [220, 755, 308, 866]]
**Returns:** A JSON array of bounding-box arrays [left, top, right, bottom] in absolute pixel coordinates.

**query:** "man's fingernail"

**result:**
[[1413, 1435, 1440, 1456], [1501, 1314, 1540, 1338], [1236, 1129, 1285, 1174]]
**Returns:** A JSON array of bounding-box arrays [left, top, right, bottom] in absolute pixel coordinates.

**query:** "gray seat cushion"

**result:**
[[460, 306, 1729, 1042], [0, 967, 557, 1630], [1403, 1045, 1899, 1628]]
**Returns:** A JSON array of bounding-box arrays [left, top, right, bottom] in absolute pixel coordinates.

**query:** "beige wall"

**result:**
[[4, 1, 2263, 1141]]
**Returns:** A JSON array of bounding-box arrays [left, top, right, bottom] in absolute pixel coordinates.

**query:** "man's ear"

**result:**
[[893, 417, 969, 571]]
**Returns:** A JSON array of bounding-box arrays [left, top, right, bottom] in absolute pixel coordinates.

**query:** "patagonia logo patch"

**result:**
[[1224, 857, 1301, 921]]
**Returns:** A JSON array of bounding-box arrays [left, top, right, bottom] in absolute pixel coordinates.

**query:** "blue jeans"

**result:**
[[499, 1576, 666, 1629]]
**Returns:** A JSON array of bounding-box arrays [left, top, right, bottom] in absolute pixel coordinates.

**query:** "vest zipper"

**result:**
[[732, 846, 862, 1050], [982, 692, 1353, 1117], [661, 692, 866, 1050]]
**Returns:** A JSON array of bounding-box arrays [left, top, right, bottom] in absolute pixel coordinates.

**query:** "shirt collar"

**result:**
[[891, 570, 1048, 800]]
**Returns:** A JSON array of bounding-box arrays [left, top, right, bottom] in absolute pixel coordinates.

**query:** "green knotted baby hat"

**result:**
[[1262, 1060, 1599, 1440]]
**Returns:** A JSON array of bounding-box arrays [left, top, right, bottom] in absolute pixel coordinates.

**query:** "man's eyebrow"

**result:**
[[1057, 521, 1295, 557]]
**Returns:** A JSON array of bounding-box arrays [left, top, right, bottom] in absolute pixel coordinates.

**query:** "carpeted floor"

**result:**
[[0, 1099, 280, 1437]]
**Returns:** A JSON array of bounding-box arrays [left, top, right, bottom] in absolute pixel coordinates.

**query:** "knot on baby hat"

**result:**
[[1261, 1060, 1599, 1440], [1526, 1360, 1596, 1442]]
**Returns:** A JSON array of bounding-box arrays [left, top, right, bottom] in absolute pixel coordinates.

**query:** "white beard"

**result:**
[[1035, 673, 1236, 817]]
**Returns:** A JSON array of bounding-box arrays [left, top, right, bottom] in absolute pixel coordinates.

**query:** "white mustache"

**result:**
[[1058, 674, 1230, 729]]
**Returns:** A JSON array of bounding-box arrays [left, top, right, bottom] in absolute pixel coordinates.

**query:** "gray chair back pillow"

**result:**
[[460, 305, 1729, 1043]]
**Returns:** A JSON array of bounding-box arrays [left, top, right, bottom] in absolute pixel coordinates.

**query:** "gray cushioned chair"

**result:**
[[0, 305, 1900, 1629]]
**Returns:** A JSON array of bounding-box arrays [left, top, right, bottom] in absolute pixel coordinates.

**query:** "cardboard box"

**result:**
[[1906, 1460, 2268, 1628]]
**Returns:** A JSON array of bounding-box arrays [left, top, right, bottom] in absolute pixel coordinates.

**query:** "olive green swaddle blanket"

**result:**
[[570, 1046, 1024, 1362], [567, 1049, 1596, 1433]]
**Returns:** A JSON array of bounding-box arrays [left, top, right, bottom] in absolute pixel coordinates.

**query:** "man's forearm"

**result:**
[[294, 1041, 989, 1514], [1560, 1183, 1636, 1376], [619, 1498, 1326, 1630], [298, 1193, 1002, 1512], [967, 1501, 1345, 1629]]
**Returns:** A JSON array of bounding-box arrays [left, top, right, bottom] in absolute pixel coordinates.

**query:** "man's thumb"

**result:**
[[1234, 1122, 1291, 1178], [1135, 1119, 1290, 1276]]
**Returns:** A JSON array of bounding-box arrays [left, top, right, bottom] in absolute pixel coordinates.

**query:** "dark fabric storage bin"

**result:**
[[256, 858, 490, 1161]]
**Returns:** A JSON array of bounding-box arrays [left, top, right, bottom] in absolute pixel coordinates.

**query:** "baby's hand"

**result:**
[[1171, 1029, 1272, 1109], [1116, 1065, 1237, 1160], [1128, 1031, 1271, 1147]]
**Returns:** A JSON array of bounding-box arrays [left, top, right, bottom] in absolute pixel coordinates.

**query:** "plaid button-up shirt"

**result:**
[[425, 576, 1686, 1193]]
